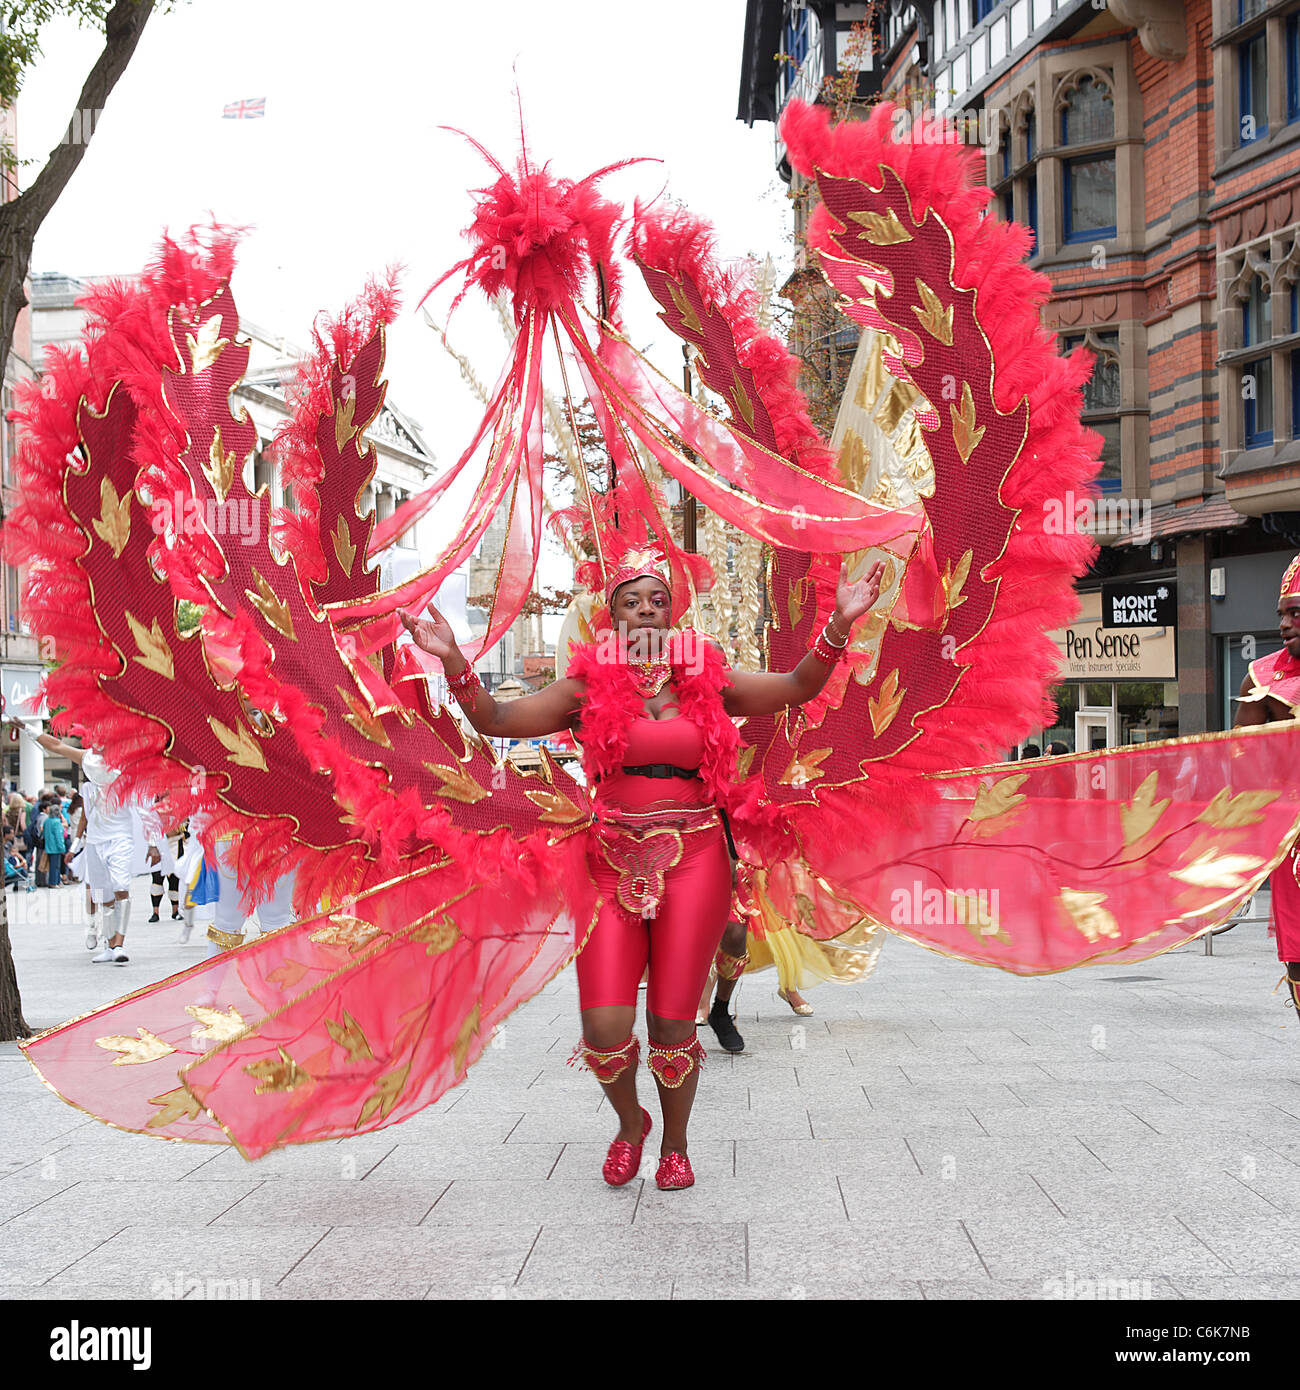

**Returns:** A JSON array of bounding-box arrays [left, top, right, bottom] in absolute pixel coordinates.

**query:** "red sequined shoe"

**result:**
[[603, 1107, 652, 1187], [655, 1150, 695, 1190]]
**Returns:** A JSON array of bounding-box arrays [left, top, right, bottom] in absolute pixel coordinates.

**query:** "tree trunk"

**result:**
[[0, 0, 155, 377], [0, 889, 31, 1039], [0, 1, 155, 1038]]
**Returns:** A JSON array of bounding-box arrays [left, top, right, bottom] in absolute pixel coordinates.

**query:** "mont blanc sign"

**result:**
[[1101, 579, 1176, 629]]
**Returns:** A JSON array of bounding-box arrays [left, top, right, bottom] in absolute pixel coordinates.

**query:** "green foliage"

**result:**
[[0, 1, 117, 107], [176, 600, 202, 635]]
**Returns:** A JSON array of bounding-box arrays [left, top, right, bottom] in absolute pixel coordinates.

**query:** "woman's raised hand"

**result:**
[[398, 603, 457, 662], [835, 558, 886, 627]]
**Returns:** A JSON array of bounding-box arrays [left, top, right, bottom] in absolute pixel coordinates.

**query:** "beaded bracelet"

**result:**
[[446, 664, 483, 709], [810, 620, 850, 665]]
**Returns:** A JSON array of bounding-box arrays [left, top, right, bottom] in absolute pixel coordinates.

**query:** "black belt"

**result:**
[[620, 764, 701, 780]]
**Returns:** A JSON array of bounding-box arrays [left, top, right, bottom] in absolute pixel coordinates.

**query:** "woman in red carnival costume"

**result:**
[[401, 548, 883, 1190], [1234, 553, 1300, 1021]]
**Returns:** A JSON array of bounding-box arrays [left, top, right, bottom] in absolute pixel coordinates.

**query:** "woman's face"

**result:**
[[611, 575, 671, 649]]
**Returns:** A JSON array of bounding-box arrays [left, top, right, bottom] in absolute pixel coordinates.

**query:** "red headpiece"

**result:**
[[605, 547, 671, 607], [1281, 554, 1300, 602]]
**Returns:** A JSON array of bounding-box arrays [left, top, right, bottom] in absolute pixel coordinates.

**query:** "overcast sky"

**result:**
[[17, 0, 792, 489]]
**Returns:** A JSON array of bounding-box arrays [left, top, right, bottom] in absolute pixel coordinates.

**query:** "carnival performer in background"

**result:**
[[144, 805, 185, 925], [1234, 553, 1300, 1022], [401, 549, 883, 1190], [17, 727, 135, 964]]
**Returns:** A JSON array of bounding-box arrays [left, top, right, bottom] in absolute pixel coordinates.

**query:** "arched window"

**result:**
[[1063, 330, 1122, 491], [1061, 75, 1114, 145]]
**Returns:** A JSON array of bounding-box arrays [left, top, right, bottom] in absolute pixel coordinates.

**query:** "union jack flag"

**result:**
[[222, 97, 266, 119]]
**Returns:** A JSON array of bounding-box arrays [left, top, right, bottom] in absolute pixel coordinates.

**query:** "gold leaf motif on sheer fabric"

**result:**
[[1195, 788, 1280, 830], [125, 612, 175, 681], [310, 914, 383, 954], [205, 426, 237, 503], [424, 760, 489, 805], [453, 1003, 482, 1076], [187, 316, 229, 374], [92, 477, 132, 558], [248, 570, 295, 641], [949, 890, 1012, 947], [665, 278, 704, 336], [523, 788, 586, 824], [1059, 888, 1120, 943], [94, 1027, 176, 1066], [912, 279, 955, 346], [847, 207, 913, 245], [266, 959, 310, 990], [325, 1011, 374, 1063], [338, 687, 391, 748], [185, 1004, 248, 1044], [950, 381, 986, 465], [779, 747, 832, 787], [730, 370, 756, 431], [1169, 850, 1266, 890], [1119, 772, 1171, 847], [787, 575, 814, 632], [244, 1047, 311, 1094], [146, 1087, 203, 1128], [868, 669, 904, 737], [207, 716, 268, 770], [409, 913, 459, 957], [357, 1063, 411, 1127], [334, 389, 358, 453], [736, 746, 757, 780], [332, 515, 357, 576], [969, 774, 1029, 826], [941, 550, 972, 615]]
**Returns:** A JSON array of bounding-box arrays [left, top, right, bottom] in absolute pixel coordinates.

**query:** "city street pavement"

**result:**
[[3, 873, 1300, 1301]]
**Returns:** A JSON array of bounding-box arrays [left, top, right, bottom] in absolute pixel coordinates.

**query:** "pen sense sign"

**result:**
[[1051, 591, 1176, 680]]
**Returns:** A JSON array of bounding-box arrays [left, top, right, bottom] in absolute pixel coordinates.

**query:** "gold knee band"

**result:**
[[206, 926, 246, 951], [714, 947, 749, 982], [647, 1034, 706, 1089], [569, 1034, 639, 1084]]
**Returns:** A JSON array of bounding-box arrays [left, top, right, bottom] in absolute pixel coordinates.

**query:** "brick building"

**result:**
[[741, 0, 1300, 746]]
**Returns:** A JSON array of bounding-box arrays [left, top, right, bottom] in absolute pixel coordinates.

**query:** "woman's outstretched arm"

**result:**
[[398, 605, 584, 739], [721, 559, 884, 719]]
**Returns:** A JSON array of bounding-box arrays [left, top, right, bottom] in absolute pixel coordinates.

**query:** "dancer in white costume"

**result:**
[[203, 827, 297, 959], [19, 728, 135, 964]]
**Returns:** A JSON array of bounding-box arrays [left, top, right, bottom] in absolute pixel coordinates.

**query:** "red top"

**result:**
[[600, 709, 710, 810], [1247, 647, 1300, 714]]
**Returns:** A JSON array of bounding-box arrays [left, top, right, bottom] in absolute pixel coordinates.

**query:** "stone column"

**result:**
[[18, 722, 44, 796]]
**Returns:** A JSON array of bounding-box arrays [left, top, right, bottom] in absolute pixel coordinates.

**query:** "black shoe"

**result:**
[[708, 998, 744, 1053], [148, 912, 160, 923]]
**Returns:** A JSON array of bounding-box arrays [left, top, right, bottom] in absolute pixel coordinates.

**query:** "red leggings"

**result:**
[[576, 826, 732, 1021]]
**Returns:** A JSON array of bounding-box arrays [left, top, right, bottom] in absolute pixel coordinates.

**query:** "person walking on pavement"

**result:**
[[1235, 553, 1300, 1021], [42, 795, 66, 892], [14, 726, 136, 964]]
